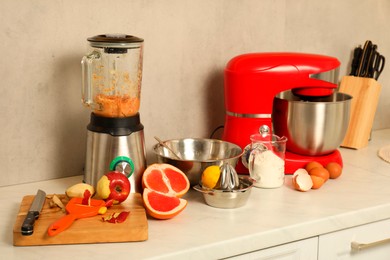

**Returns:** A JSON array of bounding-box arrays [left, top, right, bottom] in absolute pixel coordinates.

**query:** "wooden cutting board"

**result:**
[[13, 193, 148, 246]]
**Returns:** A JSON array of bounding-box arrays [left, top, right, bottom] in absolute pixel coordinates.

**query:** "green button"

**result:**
[[109, 156, 135, 178]]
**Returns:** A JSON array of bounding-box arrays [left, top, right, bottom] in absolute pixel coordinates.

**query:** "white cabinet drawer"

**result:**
[[226, 237, 318, 260], [318, 218, 390, 260]]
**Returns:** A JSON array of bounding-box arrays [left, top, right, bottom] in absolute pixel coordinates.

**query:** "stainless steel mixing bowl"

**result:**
[[272, 90, 352, 156], [153, 138, 243, 186]]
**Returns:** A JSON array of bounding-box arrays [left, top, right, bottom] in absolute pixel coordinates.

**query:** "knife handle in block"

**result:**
[[21, 211, 39, 236]]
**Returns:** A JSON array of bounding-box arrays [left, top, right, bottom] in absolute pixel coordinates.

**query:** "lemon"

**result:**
[[201, 165, 221, 189]]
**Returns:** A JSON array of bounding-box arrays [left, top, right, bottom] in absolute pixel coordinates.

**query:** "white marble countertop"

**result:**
[[1, 129, 390, 260]]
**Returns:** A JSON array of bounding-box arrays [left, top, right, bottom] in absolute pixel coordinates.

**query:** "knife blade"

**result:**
[[21, 189, 46, 236]]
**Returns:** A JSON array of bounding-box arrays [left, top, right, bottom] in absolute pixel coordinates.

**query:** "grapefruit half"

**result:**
[[143, 188, 187, 220], [142, 163, 190, 197]]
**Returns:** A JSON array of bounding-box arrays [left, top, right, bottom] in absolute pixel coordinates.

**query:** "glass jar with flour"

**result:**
[[248, 134, 287, 188]]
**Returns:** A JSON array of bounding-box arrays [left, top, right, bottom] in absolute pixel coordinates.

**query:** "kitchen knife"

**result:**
[[21, 189, 46, 236], [350, 47, 362, 76], [356, 40, 372, 77]]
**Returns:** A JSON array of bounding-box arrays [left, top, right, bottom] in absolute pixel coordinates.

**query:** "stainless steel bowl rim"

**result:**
[[275, 92, 353, 104], [152, 138, 244, 162]]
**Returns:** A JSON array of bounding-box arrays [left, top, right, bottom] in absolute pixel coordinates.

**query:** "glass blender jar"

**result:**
[[81, 34, 146, 193], [82, 34, 143, 117]]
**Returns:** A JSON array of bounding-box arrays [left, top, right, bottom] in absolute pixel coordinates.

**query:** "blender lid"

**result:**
[[87, 34, 144, 49]]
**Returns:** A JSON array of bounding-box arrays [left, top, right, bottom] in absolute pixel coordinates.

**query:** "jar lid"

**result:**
[[87, 34, 144, 49]]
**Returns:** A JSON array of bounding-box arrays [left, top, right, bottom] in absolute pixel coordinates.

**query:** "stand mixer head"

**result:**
[[222, 52, 350, 174]]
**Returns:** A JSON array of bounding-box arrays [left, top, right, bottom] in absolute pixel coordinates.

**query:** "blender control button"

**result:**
[[115, 162, 132, 176], [109, 156, 135, 178]]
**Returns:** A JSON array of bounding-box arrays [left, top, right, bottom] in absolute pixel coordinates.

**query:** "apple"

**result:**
[[96, 171, 131, 204]]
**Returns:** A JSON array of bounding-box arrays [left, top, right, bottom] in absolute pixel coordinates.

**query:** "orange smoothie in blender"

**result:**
[[94, 94, 140, 118]]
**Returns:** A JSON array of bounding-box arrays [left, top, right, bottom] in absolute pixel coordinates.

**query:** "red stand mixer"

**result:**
[[222, 53, 352, 174]]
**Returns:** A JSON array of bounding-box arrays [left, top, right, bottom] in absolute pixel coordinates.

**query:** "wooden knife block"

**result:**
[[339, 76, 382, 149]]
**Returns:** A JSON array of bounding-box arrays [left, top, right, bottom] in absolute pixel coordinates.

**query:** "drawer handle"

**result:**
[[351, 238, 390, 251]]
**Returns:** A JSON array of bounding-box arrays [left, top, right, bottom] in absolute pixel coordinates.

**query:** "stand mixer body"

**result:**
[[222, 53, 343, 174]]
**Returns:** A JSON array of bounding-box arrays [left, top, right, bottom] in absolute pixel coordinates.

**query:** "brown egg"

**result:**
[[326, 162, 343, 179], [309, 167, 330, 182], [305, 161, 323, 172], [310, 175, 325, 189]]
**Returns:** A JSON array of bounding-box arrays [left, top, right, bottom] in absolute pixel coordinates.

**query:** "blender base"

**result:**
[[83, 113, 146, 193], [284, 150, 343, 174]]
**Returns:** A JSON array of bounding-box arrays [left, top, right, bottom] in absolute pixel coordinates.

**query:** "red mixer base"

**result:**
[[284, 150, 343, 174]]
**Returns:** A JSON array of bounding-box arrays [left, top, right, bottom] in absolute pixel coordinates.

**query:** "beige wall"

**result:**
[[1, 0, 389, 186]]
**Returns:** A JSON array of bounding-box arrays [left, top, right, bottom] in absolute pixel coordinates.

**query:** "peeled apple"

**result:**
[[65, 183, 95, 198]]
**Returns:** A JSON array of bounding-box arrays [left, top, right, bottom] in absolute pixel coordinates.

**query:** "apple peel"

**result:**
[[102, 211, 130, 223], [292, 168, 313, 192], [104, 199, 114, 208], [82, 189, 92, 206]]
